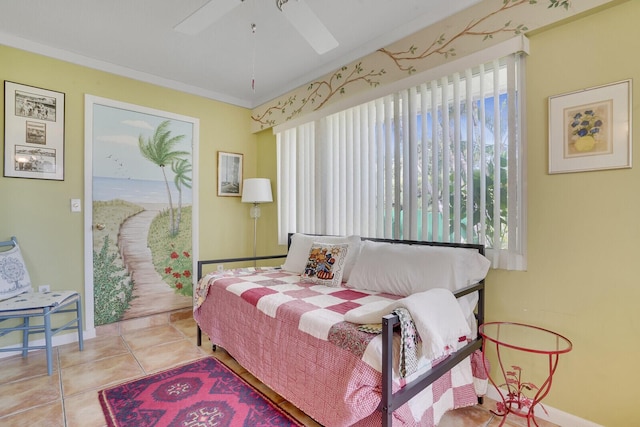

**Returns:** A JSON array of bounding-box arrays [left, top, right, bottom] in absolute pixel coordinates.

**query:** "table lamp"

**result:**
[[241, 178, 273, 263]]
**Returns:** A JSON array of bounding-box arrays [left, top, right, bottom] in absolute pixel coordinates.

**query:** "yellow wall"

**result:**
[[255, 129, 282, 258], [0, 45, 260, 342], [493, 2, 638, 424]]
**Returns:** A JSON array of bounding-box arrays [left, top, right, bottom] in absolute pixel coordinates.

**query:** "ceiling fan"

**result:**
[[173, 0, 339, 55]]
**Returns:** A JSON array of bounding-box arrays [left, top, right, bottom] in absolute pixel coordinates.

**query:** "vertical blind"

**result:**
[[277, 53, 526, 270]]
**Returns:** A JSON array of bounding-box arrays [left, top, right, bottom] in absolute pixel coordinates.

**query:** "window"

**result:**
[[277, 52, 526, 270]]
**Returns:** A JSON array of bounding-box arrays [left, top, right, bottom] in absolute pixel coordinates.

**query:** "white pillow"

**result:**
[[300, 243, 349, 287], [282, 234, 361, 281], [0, 243, 33, 301], [347, 240, 490, 296]]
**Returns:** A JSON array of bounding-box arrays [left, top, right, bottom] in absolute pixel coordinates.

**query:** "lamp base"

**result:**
[[250, 203, 261, 219], [250, 203, 261, 267]]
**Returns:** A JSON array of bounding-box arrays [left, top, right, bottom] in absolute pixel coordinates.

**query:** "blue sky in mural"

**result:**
[[92, 104, 194, 204], [92, 104, 193, 181]]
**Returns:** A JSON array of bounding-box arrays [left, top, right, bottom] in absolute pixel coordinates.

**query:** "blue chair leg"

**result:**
[[76, 297, 84, 351], [43, 307, 53, 376], [22, 316, 29, 358]]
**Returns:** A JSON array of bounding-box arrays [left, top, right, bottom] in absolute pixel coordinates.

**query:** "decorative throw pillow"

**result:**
[[282, 234, 361, 281], [0, 243, 32, 301], [300, 243, 349, 287]]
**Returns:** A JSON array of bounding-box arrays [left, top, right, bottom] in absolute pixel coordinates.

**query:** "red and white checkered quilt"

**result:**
[[194, 268, 484, 426]]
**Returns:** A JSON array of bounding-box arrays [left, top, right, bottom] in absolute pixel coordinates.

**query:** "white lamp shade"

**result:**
[[241, 178, 273, 203]]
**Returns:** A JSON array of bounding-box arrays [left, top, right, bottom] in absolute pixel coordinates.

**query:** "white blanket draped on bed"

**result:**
[[344, 288, 471, 360]]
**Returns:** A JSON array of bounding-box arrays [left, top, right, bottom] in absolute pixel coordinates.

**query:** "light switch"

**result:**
[[71, 198, 82, 212]]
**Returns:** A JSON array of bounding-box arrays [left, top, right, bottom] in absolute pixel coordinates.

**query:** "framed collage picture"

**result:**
[[4, 81, 65, 180]]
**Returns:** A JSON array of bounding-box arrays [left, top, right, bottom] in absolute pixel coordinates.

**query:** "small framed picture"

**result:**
[[4, 81, 65, 180], [217, 151, 243, 196], [548, 79, 632, 174]]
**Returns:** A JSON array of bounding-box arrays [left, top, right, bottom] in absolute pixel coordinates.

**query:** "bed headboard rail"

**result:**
[[287, 233, 485, 255]]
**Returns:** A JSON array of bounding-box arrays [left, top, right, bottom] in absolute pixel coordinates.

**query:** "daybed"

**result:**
[[194, 234, 490, 426]]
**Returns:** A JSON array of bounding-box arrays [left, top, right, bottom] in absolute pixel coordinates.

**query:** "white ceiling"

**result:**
[[0, 0, 482, 108]]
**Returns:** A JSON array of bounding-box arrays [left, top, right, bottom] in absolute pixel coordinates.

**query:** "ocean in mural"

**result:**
[[93, 176, 193, 204]]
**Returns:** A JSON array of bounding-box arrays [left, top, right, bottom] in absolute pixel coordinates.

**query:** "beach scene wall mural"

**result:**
[[88, 98, 198, 325]]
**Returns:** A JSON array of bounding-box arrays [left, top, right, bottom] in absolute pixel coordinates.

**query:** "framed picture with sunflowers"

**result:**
[[548, 79, 631, 174]]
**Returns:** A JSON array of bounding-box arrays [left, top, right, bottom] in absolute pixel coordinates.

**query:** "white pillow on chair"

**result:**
[[0, 244, 33, 301]]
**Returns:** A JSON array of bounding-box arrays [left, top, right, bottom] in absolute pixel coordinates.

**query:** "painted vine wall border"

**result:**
[[250, 0, 618, 133]]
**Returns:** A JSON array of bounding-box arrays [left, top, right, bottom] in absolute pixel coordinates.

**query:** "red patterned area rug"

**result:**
[[98, 357, 303, 427]]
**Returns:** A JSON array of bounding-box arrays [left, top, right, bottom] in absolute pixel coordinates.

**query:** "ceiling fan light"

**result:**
[[276, 0, 288, 12]]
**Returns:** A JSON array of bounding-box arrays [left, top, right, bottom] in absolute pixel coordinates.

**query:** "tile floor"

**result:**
[[0, 310, 558, 427]]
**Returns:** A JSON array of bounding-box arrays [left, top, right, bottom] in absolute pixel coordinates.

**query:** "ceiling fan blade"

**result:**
[[174, 0, 241, 35], [280, 0, 339, 55]]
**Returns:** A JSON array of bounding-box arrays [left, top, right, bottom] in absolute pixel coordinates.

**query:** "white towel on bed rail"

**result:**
[[344, 288, 471, 360]]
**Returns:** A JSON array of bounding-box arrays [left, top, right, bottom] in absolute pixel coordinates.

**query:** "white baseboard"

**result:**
[[0, 329, 96, 359], [486, 387, 603, 427]]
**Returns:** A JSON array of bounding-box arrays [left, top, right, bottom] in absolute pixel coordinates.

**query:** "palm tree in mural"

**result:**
[[171, 158, 192, 233], [138, 120, 189, 235]]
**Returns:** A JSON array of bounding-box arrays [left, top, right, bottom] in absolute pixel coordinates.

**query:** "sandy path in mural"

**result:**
[[118, 205, 192, 320]]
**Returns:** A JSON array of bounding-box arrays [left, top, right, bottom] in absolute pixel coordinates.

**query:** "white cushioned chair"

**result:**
[[0, 236, 83, 375]]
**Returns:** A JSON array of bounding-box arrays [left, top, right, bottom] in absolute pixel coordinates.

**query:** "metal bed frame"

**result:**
[[196, 236, 485, 426]]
